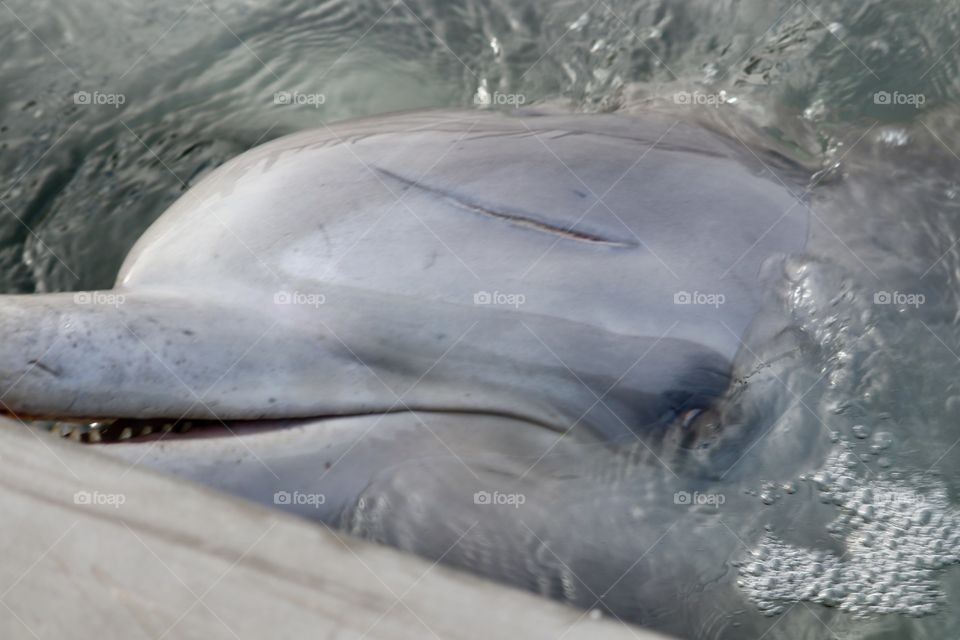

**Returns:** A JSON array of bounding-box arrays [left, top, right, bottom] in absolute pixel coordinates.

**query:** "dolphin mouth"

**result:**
[[38, 397, 731, 458], [34, 406, 576, 444]]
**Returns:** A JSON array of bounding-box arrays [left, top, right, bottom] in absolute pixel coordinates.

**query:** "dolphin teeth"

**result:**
[[97, 422, 121, 442], [54, 419, 192, 443], [85, 420, 124, 442]]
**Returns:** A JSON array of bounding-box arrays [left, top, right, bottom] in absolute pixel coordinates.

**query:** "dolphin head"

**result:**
[[0, 110, 812, 633], [0, 111, 808, 444]]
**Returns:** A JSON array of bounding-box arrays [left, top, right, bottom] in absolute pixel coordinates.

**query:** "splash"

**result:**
[[739, 441, 960, 618]]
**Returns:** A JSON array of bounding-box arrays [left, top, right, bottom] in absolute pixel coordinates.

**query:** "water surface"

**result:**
[[3, 1, 960, 638]]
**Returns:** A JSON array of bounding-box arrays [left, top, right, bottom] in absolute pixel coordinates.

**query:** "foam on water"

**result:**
[[738, 438, 960, 618]]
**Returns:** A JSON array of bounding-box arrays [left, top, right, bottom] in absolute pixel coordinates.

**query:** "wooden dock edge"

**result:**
[[0, 419, 673, 639]]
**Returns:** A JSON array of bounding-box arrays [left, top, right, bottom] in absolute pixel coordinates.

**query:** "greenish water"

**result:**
[[3, 1, 960, 639], [3, 0, 959, 293]]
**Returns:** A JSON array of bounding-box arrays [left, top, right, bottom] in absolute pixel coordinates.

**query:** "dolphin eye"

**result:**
[[670, 406, 723, 450], [678, 407, 703, 429]]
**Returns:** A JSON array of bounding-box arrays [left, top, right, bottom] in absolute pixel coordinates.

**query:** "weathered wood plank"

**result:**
[[0, 420, 669, 639]]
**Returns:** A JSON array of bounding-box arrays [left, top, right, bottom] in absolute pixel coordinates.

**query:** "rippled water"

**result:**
[[4, 1, 960, 638]]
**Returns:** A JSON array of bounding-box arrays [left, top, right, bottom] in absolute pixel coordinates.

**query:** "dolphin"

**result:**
[[0, 109, 810, 628]]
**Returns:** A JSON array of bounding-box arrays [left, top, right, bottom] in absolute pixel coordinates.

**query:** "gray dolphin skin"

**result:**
[[0, 109, 809, 625]]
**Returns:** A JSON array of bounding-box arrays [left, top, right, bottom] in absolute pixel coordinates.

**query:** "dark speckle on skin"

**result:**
[[316, 223, 333, 259], [573, 189, 588, 198], [268, 397, 276, 403], [28, 360, 61, 377], [182, 329, 195, 336]]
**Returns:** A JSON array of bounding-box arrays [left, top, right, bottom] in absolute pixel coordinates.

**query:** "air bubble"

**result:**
[[839, 451, 858, 468], [852, 424, 871, 439], [738, 439, 960, 618], [871, 431, 894, 451], [812, 472, 832, 490]]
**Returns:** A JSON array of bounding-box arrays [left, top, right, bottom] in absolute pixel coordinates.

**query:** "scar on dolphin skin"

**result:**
[[373, 166, 637, 248]]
